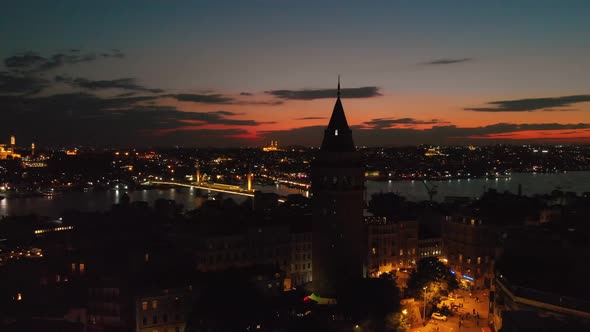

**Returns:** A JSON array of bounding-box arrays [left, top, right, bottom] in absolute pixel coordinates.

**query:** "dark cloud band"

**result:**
[[56, 76, 163, 93], [424, 58, 472, 65], [266, 86, 381, 100], [465, 95, 590, 112], [362, 117, 449, 129], [3, 50, 124, 73]]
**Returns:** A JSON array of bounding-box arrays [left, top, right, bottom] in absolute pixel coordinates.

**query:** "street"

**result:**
[[407, 288, 490, 332]]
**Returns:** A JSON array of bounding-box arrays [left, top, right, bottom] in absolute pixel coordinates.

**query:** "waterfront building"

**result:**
[[0, 135, 21, 159]]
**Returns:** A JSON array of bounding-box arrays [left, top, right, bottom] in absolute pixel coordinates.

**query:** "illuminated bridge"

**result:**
[[148, 181, 255, 197]]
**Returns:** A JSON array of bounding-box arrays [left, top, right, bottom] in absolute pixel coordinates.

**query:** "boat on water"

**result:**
[[40, 189, 62, 197]]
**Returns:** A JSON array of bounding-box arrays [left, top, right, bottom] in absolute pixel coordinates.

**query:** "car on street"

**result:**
[[431, 313, 448, 321]]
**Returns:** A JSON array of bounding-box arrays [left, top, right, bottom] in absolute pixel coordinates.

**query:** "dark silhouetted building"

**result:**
[[311, 80, 366, 295]]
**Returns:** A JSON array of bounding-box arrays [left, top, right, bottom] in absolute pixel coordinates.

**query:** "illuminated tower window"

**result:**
[[334, 129, 338, 136]]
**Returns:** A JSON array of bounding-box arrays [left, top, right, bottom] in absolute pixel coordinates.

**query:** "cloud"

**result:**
[[100, 49, 125, 58], [209, 110, 244, 116], [542, 108, 579, 112], [3, 50, 124, 73], [171, 93, 235, 104], [424, 58, 472, 65], [266, 86, 381, 100], [171, 93, 282, 105], [56, 76, 163, 93], [0, 92, 270, 146], [240, 92, 253, 96], [295, 116, 327, 120], [362, 117, 450, 129], [4, 52, 47, 68], [465, 95, 590, 112], [0, 72, 49, 94]]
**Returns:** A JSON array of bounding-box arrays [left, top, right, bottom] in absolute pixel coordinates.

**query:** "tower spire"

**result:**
[[337, 75, 341, 98]]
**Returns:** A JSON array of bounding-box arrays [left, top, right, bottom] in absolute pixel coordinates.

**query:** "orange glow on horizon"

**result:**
[[468, 129, 590, 142], [141, 92, 590, 144]]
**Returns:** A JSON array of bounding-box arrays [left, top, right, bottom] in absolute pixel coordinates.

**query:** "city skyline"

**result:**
[[2, 1, 590, 147]]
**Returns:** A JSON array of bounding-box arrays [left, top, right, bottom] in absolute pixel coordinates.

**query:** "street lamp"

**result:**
[[423, 286, 427, 323]]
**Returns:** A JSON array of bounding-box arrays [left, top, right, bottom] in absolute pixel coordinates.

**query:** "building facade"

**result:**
[[134, 286, 192, 332], [417, 237, 442, 259], [442, 216, 498, 290], [193, 224, 290, 274], [365, 215, 418, 276], [288, 230, 312, 287]]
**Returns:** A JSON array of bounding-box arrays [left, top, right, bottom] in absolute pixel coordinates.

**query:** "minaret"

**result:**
[[10, 135, 15, 151], [247, 168, 253, 191], [311, 78, 366, 296], [31, 143, 35, 157], [195, 162, 201, 184]]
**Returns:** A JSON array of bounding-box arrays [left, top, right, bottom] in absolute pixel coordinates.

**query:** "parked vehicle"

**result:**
[[431, 313, 448, 321]]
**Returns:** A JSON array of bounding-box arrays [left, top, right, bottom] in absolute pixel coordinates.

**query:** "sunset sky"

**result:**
[[1, 0, 590, 147]]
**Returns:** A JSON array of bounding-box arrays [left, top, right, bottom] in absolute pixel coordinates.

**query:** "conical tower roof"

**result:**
[[320, 78, 356, 152]]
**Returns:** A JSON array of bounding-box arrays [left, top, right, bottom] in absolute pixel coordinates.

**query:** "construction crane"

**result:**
[[422, 180, 438, 202]]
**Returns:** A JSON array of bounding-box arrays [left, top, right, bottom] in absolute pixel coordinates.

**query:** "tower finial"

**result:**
[[337, 75, 341, 98]]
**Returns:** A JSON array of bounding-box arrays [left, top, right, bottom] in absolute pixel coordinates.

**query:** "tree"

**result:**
[[406, 257, 458, 299], [385, 312, 410, 332], [368, 192, 406, 219], [379, 271, 397, 283], [338, 277, 402, 332]]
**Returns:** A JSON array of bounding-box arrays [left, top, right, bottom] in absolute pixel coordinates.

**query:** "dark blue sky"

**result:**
[[1, 1, 590, 146]]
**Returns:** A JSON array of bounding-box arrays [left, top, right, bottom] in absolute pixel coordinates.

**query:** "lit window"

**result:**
[[477, 257, 481, 264], [71, 263, 76, 272], [79, 263, 85, 273], [335, 129, 338, 136], [152, 300, 158, 309], [142, 301, 148, 310], [400, 249, 404, 256]]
